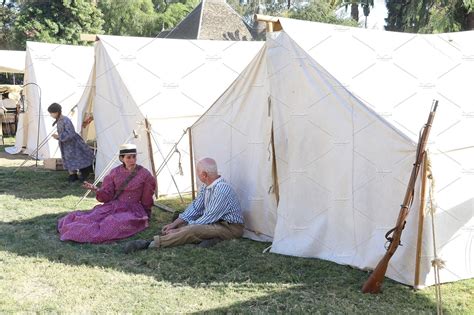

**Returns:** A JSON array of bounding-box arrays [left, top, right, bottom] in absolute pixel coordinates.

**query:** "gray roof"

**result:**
[[159, 0, 255, 41]]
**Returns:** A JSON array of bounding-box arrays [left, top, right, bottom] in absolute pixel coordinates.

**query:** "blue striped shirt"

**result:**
[[179, 177, 244, 225]]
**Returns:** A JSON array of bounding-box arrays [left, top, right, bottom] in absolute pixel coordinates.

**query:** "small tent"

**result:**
[[190, 20, 473, 288], [12, 42, 94, 157], [0, 50, 25, 73], [77, 35, 263, 196]]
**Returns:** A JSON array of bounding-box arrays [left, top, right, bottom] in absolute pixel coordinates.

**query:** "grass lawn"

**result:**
[[0, 137, 473, 313]]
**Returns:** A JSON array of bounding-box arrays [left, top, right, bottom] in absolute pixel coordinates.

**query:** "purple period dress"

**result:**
[[58, 165, 156, 243], [56, 115, 94, 172]]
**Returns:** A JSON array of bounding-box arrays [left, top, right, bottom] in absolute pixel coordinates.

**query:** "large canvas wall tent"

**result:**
[[10, 42, 94, 156], [77, 35, 263, 196], [191, 17, 473, 288]]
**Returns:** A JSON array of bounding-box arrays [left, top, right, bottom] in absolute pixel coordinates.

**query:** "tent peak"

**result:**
[[80, 34, 98, 42], [255, 14, 282, 32]]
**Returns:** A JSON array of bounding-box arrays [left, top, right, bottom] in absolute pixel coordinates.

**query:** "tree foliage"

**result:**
[[13, 0, 103, 48], [289, 0, 358, 26], [227, 0, 357, 28], [327, 0, 374, 22], [386, 0, 474, 33], [0, 1, 20, 49], [0, 0, 199, 49], [98, 0, 198, 37]]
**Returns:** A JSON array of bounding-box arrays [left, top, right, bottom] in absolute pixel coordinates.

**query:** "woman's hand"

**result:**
[[52, 133, 59, 140], [82, 181, 97, 191]]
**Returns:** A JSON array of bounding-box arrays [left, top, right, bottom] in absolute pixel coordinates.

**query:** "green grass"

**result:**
[[0, 137, 473, 313]]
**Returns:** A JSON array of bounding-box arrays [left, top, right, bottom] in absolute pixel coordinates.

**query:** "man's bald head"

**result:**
[[197, 158, 218, 176], [196, 158, 220, 185]]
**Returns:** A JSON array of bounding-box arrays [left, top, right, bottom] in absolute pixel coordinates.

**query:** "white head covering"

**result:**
[[119, 143, 137, 155]]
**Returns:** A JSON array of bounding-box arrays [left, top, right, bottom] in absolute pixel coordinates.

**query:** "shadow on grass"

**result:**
[[0, 211, 444, 313], [0, 165, 90, 199], [0, 151, 30, 161]]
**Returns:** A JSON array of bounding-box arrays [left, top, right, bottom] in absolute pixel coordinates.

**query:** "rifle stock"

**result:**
[[362, 100, 438, 294]]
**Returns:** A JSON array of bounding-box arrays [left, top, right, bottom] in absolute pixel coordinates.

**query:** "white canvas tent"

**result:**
[[11, 42, 94, 157], [0, 50, 25, 73], [190, 19, 473, 288], [77, 35, 263, 196]]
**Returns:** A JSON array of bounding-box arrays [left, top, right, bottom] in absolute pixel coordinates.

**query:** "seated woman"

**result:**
[[57, 144, 156, 243]]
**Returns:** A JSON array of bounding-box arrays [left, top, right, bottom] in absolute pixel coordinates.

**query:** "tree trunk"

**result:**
[[467, 12, 474, 30], [351, 2, 359, 21]]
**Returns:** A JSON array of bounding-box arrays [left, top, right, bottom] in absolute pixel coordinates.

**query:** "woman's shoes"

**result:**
[[123, 240, 152, 254], [79, 165, 93, 181], [68, 174, 79, 183]]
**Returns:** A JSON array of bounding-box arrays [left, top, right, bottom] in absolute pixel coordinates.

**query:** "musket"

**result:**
[[362, 100, 439, 294]]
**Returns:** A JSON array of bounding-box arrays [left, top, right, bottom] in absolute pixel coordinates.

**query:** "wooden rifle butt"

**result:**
[[362, 253, 392, 293]]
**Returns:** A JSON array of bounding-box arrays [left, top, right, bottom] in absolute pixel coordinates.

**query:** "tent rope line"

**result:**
[[153, 129, 187, 178], [148, 127, 187, 203], [427, 152, 445, 315]]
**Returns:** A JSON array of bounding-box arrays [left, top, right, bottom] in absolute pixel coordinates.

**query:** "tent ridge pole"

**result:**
[[255, 14, 283, 32]]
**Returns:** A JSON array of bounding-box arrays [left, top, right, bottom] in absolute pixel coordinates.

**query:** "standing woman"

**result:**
[[48, 103, 94, 182]]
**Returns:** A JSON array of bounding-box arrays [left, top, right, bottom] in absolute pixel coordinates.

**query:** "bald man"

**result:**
[[124, 158, 244, 253]]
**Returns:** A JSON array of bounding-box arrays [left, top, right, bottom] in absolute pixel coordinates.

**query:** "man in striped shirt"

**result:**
[[123, 158, 244, 253]]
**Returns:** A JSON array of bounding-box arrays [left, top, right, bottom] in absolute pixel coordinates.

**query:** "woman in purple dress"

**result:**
[[57, 144, 157, 243], [48, 103, 94, 182]]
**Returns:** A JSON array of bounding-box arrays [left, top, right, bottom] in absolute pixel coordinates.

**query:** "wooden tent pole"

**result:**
[[254, 14, 283, 32], [80, 34, 98, 42], [145, 118, 158, 199], [188, 127, 196, 200], [414, 152, 429, 289]]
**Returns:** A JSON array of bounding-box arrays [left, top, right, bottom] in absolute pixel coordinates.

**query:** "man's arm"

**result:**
[[178, 186, 205, 222], [187, 186, 231, 225]]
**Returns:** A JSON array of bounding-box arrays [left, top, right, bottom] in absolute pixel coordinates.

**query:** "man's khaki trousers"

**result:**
[[152, 221, 244, 248]]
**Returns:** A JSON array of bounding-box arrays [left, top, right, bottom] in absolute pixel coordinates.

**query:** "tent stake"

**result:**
[[414, 152, 429, 289], [188, 127, 195, 200], [145, 118, 158, 199]]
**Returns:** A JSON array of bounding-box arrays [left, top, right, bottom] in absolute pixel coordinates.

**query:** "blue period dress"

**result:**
[[56, 115, 94, 172]]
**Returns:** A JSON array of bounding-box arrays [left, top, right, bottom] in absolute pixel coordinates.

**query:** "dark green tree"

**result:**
[[227, 0, 357, 29], [289, 0, 358, 25], [0, 0, 20, 49], [14, 0, 104, 48], [386, 0, 474, 33], [98, 0, 198, 37], [99, 0, 157, 36]]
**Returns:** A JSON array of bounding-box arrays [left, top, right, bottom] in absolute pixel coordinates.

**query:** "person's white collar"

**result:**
[[206, 176, 222, 189]]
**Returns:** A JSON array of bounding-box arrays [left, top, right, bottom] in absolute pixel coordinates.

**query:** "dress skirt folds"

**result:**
[[58, 165, 156, 243], [56, 115, 94, 172]]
